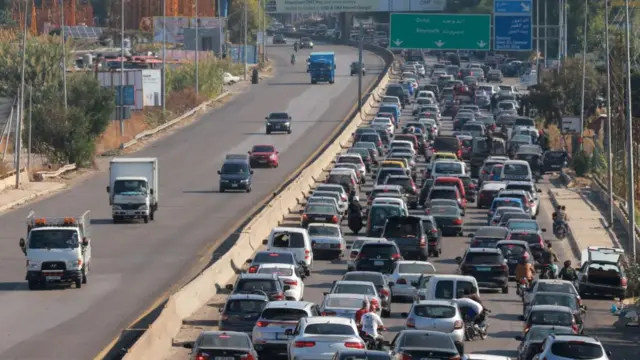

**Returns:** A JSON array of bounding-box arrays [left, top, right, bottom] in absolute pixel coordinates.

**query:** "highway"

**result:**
[[0, 43, 384, 359], [167, 72, 638, 359]]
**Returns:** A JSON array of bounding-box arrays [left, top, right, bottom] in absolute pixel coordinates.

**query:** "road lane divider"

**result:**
[[120, 61, 393, 360]]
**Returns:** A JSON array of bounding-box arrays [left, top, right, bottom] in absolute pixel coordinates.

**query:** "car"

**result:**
[[273, 33, 287, 44], [384, 175, 418, 208], [523, 279, 581, 316], [345, 237, 379, 272], [340, 271, 392, 317], [257, 264, 305, 301], [490, 206, 526, 226], [301, 203, 341, 228], [524, 291, 585, 330], [487, 69, 503, 82], [350, 61, 366, 76], [218, 158, 253, 193], [265, 112, 292, 134], [251, 301, 318, 356], [576, 246, 628, 299], [183, 331, 258, 360], [354, 240, 402, 274], [524, 305, 579, 335], [388, 330, 462, 360], [300, 37, 314, 48], [388, 261, 436, 300], [514, 325, 576, 360], [246, 250, 307, 276], [226, 273, 288, 301], [501, 159, 533, 182], [307, 223, 344, 260], [426, 186, 464, 214], [456, 247, 509, 293], [286, 316, 364, 360], [496, 189, 536, 217], [499, 213, 534, 228], [366, 204, 406, 236], [418, 215, 442, 256], [495, 240, 535, 277], [401, 300, 465, 345], [508, 229, 546, 261], [488, 197, 524, 221], [336, 154, 367, 179], [248, 144, 279, 168], [468, 226, 511, 248], [532, 334, 611, 360], [429, 205, 463, 236], [370, 197, 408, 218], [312, 190, 348, 213], [314, 184, 349, 204], [218, 293, 269, 332], [223, 72, 240, 84]]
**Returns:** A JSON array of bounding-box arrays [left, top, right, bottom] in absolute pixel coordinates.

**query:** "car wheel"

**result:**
[[381, 308, 391, 318], [502, 286, 509, 294]]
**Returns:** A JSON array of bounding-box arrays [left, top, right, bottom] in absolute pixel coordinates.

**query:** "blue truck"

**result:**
[[308, 52, 336, 84]]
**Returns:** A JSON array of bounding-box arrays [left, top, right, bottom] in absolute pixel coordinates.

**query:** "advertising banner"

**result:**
[[272, 0, 445, 13], [153, 16, 222, 44]]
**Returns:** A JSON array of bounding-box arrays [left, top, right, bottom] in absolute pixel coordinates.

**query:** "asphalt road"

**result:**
[[0, 43, 384, 360]]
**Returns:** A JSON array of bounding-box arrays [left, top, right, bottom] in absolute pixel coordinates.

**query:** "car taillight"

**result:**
[[351, 178, 356, 185], [506, 234, 512, 240], [469, 183, 476, 189], [248, 266, 258, 273], [302, 214, 308, 221], [621, 277, 628, 286], [294, 341, 316, 348], [380, 289, 390, 296], [322, 311, 336, 316], [391, 254, 401, 260], [453, 218, 462, 225], [256, 321, 269, 327], [406, 318, 416, 328], [397, 278, 407, 284], [538, 235, 544, 247], [481, 170, 487, 174], [419, 236, 426, 248], [453, 320, 463, 329], [431, 228, 438, 234], [331, 215, 339, 223], [571, 324, 579, 333], [501, 264, 508, 272], [341, 194, 347, 201], [196, 354, 210, 360], [350, 251, 358, 259], [273, 292, 285, 300], [357, 253, 367, 260], [284, 279, 298, 286], [305, 249, 311, 259], [377, 140, 382, 146], [345, 342, 365, 349], [240, 354, 255, 360]]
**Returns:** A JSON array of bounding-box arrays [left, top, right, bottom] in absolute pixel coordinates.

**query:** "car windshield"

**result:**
[[269, 112, 289, 119], [400, 332, 453, 348], [550, 342, 604, 359], [113, 179, 147, 195], [28, 229, 79, 249], [306, 204, 337, 214], [532, 294, 576, 309], [431, 206, 459, 216], [414, 305, 456, 318], [504, 163, 529, 175], [429, 189, 457, 200], [272, 232, 305, 248], [326, 297, 364, 308], [360, 244, 397, 258], [398, 263, 435, 274], [308, 225, 340, 237], [343, 273, 384, 286], [434, 162, 463, 174], [225, 299, 266, 313], [386, 177, 412, 188], [537, 283, 575, 294], [304, 324, 355, 335], [261, 308, 308, 321], [465, 253, 502, 264], [253, 252, 295, 265], [222, 163, 249, 174], [493, 199, 521, 209], [333, 284, 377, 295], [252, 145, 274, 153], [199, 333, 250, 349], [527, 327, 574, 341]]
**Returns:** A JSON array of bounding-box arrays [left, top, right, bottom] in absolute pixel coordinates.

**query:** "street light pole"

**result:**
[[16, 0, 28, 188], [604, 0, 614, 227], [243, 0, 248, 80], [579, 0, 588, 150], [195, 0, 199, 96], [535, 0, 539, 73], [218, 0, 223, 57], [60, 0, 68, 109], [28, 85, 32, 171], [162, 0, 167, 114], [623, 0, 636, 259], [358, 26, 363, 112], [119, 0, 125, 135]]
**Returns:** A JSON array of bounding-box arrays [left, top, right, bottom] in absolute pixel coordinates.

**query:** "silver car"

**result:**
[[401, 300, 465, 344], [533, 334, 611, 360], [388, 261, 436, 300], [251, 301, 317, 356], [319, 293, 370, 319], [307, 223, 344, 259], [314, 184, 348, 203], [312, 191, 348, 213], [286, 316, 364, 360]]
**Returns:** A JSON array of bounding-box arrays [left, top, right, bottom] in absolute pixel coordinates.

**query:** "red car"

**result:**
[[248, 144, 279, 168]]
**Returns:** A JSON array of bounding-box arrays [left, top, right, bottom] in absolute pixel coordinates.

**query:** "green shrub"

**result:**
[[571, 150, 591, 176]]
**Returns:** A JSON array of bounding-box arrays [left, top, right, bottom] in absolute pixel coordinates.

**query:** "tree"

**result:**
[[227, 0, 261, 44]]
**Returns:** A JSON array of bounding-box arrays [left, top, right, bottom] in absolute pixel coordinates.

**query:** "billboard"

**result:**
[[153, 16, 222, 44], [271, 0, 446, 13]]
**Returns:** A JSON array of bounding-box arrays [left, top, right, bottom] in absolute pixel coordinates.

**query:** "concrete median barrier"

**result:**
[[122, 46, 393, 359]]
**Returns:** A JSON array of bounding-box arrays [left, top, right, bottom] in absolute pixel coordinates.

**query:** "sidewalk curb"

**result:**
[[0, 183, 67, 213], [547, 188, 582, 260]]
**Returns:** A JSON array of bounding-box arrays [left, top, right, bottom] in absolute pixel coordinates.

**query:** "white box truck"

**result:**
[[106, 157, 158, 223]]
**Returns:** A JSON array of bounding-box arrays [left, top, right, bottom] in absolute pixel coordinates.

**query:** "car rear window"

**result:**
[[305, 324, 354, 335], [503, 163, 530, 175], [398, 263, 435, 274], [307, 204, 337, 214], [271, 232, 305, 248], [414, 305, 456, 318], [261, 308, 308, 321], [237, 280, 277, 292], [532, 294, 575, 309], [199, 333, 250, 348], [434, 162, 463, 174], [360, 244, 398, 258], [333, 284, 376, 295], [326, 297, 363, 309], [386, 177, 412, 189], [257, 266, 294, 276], [225, 300, 267, 313], [433, 137, 459, 152], [506, 184, 534, 193], [327, 174, 351, 184], [492, 199, 522, 209], [307, 225, 340, 237], [434, 280, 454, 299], [465, 253, 502, 264], [338, 156, 362, 165], [429, 189, 458, 200], [431, 206, 459, 216], [510, 233, 541, 245], [550, 341, 604, 359], [497, 244, 527, 258], [254, 252, 295, 264], [530, 310, 573, 325], [400, 332, 454, 348], [537, 283, 576, 293]]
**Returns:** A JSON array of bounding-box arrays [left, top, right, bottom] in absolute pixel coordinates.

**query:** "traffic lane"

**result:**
[[0, 44, 384, 359]]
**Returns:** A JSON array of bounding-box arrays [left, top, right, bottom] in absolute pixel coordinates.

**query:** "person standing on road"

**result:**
[[559, 260, 578, 281]]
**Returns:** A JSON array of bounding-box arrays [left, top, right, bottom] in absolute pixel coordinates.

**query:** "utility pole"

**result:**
[[262, 0, 267, 62], [604, 0, 614, 227], [218, 0, 223, 58], [358, 26, 363, 112], [28, 86, 32, 171], [119, 0, 125, 135], [60, 0, 68, 109], [536, 0, 540, 74], [195, 0, 199, 96], [243, 0, 248, 80], [16, 0, 28, 188], [556, 0, 561, 66], [579, 0, 588, 150], [162, 0, 167, 114], [624, 0, 636, 260]]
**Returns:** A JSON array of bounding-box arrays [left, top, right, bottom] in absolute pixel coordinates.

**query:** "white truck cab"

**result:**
[[19, 211, 92, 290], [107, 157, 158, 223]]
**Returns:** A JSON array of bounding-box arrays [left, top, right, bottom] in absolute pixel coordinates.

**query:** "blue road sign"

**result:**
[[494, 15, 532, 51], [115, 85, 135, 106], [494, 0, 532, 14]]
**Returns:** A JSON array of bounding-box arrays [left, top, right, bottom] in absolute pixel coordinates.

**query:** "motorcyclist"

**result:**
[[291, 53, 296, 65], [361, 300, 385, 350], [456, 296, 485, 328], [485, 132, 494, 155], [558, 260, 578, 281], [348, 196, 363, 235], [500, 125, 508, 138], [540, 241, 559, 278], [355, 299, 369, 327], [552, 205, 569, 235], [293, 41, 298, 52], [515, 256, 535, 288]]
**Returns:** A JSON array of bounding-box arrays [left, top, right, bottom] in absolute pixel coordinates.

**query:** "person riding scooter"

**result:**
[[515, 256, 535, 289], [360, 299, 385, 350], [348, 196, 363, 235], [293, 41, 298, 52], [559, 260, 578, 281], [291, 53, 296, 65], [552, 205, 569, 236]]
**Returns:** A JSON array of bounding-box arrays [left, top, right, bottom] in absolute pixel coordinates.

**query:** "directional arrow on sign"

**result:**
[[434, 40, 445, 48], [521, 2, 531, 11], [393, 39, 403, 47], [477, 40, 487, 48]]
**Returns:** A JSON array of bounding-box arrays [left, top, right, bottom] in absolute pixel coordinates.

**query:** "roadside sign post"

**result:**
[[493, 0, 533, 51], [389, 13, 491, 50]]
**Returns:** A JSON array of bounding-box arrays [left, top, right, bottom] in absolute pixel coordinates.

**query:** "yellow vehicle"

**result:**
[[380, 160, 407, 169], [430, 151, 458, 162]]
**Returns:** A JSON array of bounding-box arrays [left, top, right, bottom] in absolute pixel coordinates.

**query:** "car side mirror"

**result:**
[[81, 238, 89, 247], [388, 282, 394, 287], [245, 258, 252, 264], [455, 256, 462, 264], [183, 342, 194, 349], [265, 117, 269, 120], [606, 350, 612, 356], [285, 329, 294, 336], [284, 285, 291, 291], [401, 312, 408, 318], [467, 233, 474, 237], [217, 170, 221, 175], [150, 188, 154, 195], [225, 284, 233, 291], [537, 189, 542, 193], [106, 186, 110, 193], [515, 335, 523, 341], [262, 239, 268, 245], [19, 238, 25, 248]]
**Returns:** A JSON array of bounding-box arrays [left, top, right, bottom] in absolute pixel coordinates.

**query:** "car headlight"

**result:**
[[112, 205, 122, 210], [284, 122, 290, 126], [266, 122, 272, 126], [68, 259, 83, 268], [138, 205, 149, 210], [27, 260, 40, 270], [241, 179, 249, 183]]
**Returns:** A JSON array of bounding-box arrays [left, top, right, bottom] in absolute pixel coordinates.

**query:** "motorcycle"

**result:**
[[360, 328, 385, 350], [464, 316, 489, 341], [554, 222, 567, 239], [516, 279, 528, 299], [291, 57, 296, 66], [348, 210, 363, 235], [540, 264, 556, 279]]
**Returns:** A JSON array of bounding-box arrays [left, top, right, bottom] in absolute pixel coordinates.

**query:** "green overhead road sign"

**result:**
[[389, 13, 491, 50]]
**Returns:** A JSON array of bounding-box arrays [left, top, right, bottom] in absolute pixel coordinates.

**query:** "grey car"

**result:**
[[251, 301, 318, 356], [533, 334, 611, 360], [218, 294, 269, 332], [400, 300, 465, 344], [183, 331, 258, 360]]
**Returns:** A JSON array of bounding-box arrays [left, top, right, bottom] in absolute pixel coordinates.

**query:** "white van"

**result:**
[[264, 227, 313, 269], [416, 274, 479, 301], [500, 160, 532, 182]]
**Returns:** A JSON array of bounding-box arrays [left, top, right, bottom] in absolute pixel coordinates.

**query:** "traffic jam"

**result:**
[[181, 52, 617, 360]]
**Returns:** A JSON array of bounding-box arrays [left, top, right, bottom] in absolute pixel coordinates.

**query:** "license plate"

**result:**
[[374, 260, 384, 266], [508, 259, 517, 263], [215, 357, 234, 360], [476, 267, 491, 271], [276, 333, 288, 340], [231, 184, 238, 188], [259, 160, 267, 163], [46, 276, 61, 281], [315, 217, 325, 221]]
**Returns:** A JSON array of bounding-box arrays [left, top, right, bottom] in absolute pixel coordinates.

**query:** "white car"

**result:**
[[306, 223, 344, 259], [371, 117, 395, 134], [388, 261, 436, 300], [257, 263, 305, 301], [346, 237, 379, 271], [419, 118, 439, 136], [223, 72, 240, 84], [415, 63, 426, 77], [371, 197, 409, 216], [286, 316, 364, 360], [380, 96, 402, 109]]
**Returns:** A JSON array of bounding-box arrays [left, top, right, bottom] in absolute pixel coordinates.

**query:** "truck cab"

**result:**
[[107, 157, 159, 224], [308, 52, 336, 84], [19, 211, 91, 290]]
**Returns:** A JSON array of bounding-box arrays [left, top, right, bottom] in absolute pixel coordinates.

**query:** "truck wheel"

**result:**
[[266, 129, 271, 134], [27, 280, 39, 290], [329, 80, 334, 84], [112, 216, 120, 224], [75, 277, 82, 288], [150, 211, 155, 221], [144, 216, 149, 224]]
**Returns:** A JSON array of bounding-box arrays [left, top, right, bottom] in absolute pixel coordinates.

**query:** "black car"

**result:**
[[341, 271, 392, 317], [350, 61, 365, 76], [468, 226, 510, 248], [542, 150, 568, 173], [183, 331, 258, 360], [382, 216, 428, 261], [354, 240, 402, 274], [218, 293, 269, 332], [508, 229, 545, 261], [495, 240, 535, 277], [429, 205, 463, 236], [273, 34, 286, 44], [265, 112, 292, 134], [486, 69, 503, 82], [218, 159, 253, 193], [226, 273, 288, 301], [335, 350, 391, 360], [389, 330, 462, 360], [300, 37, 313, 48], [456, 247, 509, 293], [419, 215, 442, 257], [301, 203, 341, 228]]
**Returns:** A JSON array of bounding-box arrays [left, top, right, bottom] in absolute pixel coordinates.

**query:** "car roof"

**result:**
[[481, 182, 507, 190], [548, 334, 602, 344], [304, 316, 354, 325], [238, 273, 279, 280], [504, 159, 530, 165], [263, 301, 314, 310], [344, 271, 385, 277], [258, 263, 296, 269], [529, 304, 573, 312], [325, 293, 370, 299], [466, 248, 502, 254], [271, 226, 307, 233], [475, 226, 510, 237]]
